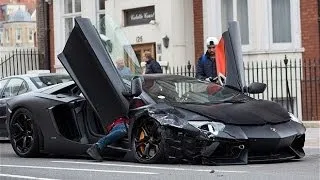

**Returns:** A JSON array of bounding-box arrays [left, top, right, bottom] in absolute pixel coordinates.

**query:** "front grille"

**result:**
[[209, 140, 245, 159], [248, 147, 296, 162]]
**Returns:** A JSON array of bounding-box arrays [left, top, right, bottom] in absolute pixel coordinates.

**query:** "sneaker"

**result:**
[[86, 144, 103, 161]]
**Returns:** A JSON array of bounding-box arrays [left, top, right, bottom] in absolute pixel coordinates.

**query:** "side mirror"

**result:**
[[131, 76, 142, 97], [244, 82, 266, 94]]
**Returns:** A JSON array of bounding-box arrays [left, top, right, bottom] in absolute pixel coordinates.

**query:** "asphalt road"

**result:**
[[0, 128, 319, 180]]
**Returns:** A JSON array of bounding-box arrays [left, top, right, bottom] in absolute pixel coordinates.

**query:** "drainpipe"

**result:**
[[44, 0, 50, 71]]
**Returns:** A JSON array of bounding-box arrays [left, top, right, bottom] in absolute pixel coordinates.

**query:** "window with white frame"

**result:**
[[221, 0, 249, 45], [0, 29, 2, 45], [28, 28, 33, 41], [62, 0, 81, 42], [271, 0, 291, 43], [5, 29, 9, 43], [16, 28, 22, 43], [97, 0, 106, 35]]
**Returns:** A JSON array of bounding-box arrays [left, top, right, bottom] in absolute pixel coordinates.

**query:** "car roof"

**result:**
[[141, 74, 195, 81], [0, 73, 69, 80]]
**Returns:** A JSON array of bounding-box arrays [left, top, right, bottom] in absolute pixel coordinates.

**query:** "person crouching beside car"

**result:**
[[86, 117, 129, 161]]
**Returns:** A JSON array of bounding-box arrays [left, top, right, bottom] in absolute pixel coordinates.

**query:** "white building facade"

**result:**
[[52, 0, 303, 118], [202, 0, 303, 118], [52, 0, 195, 72], [203, 0, 303, 61]]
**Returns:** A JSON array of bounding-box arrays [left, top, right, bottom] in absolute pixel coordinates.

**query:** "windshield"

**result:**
[[142, 77, 243, 104], [30, 75, 72, 88], [99, 14, 142, 76]]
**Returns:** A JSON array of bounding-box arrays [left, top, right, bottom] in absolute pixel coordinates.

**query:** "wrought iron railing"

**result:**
[[0, 49, 42, 78]]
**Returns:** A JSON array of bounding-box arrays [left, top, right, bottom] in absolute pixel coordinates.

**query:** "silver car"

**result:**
[[0, 73, 71, 139]]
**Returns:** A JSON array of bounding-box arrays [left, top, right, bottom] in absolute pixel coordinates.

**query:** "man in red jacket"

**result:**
[[86, 117, 129, 161]]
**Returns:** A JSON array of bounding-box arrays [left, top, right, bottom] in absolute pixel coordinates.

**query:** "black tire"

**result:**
[[131, 118, 165, 163], [9, 108, 39, 157]]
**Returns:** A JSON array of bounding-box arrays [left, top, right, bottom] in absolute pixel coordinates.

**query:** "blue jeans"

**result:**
[[96, 123, 127, 150]]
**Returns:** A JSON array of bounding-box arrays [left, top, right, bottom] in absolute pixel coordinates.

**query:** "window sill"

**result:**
[[242, 48, 305, 55]]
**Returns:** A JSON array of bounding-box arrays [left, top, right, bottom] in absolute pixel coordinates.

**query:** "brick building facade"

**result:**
[[36, 0, 50, 70], [0, 0, 36, 21], [300, 0, 320, 120], [0, 0, 37, 48], [192, 0, 204, 64], [300, 0, 320, 59]]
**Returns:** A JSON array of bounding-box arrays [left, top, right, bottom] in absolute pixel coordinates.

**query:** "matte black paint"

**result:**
[[5, 18, 306, 165], [173, 100, 291, 125]]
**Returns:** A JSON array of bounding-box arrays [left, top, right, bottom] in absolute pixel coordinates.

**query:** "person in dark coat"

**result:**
[[144, 51, 163, 74], [196, 37, 219, 80]]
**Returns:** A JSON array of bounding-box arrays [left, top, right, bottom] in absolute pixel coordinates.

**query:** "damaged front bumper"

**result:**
[[161, 121, 306, 165]]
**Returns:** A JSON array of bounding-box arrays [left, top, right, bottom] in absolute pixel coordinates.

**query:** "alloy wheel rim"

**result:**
[[134, 121, 160, 160], [10, 113, 34, 154]]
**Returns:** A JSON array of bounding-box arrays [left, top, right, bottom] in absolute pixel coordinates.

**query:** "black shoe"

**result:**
[[86, 144, 103, 161]]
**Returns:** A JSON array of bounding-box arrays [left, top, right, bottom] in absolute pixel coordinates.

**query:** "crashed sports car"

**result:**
[[6, 17, 305, 165]]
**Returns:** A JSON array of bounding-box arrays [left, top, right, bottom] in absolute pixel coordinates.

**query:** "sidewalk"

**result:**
[[303, 121, 320, 128], [302, 121, 319, 148], [304, 127, 320, 148]]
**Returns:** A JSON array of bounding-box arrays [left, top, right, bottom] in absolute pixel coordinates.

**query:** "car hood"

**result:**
[[172, 100, 290, 125]]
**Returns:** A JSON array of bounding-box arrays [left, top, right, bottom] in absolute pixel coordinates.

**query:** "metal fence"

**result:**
[[0, 49, 41, 78], [163, 57, 320, 121]]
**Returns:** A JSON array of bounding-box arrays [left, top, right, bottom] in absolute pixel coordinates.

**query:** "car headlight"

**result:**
[[188, 121, 225, 136], [289, 113, 303, 124]]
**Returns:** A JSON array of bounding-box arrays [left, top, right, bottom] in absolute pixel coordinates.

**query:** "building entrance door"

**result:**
[[124, 43, 156, 73], [132, 43, 156, 63]]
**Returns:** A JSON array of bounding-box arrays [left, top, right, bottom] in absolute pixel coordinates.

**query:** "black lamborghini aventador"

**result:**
[[5, 17, 305, 165]]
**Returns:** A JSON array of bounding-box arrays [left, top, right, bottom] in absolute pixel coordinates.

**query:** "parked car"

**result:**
[[0, 73, 71, 138], [6, 17, 305, 165]]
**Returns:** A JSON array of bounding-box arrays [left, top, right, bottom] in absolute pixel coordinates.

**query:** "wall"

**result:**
[[36, 0, 49, 70], [301, 0, 320, 59], [300, 0, 320, 120], [193, 0, 203, 64], [51, 0, 194, 72], [53, 0, 96, 72], [203, 0, 303, 62], [106, 0, 194, 67], [49, 1, 54, 72], [201, 0, 305, 119]]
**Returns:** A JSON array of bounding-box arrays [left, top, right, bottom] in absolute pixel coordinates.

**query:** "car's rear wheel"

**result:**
[[9, 108, 39, 157], [132, 118, 165, 163]]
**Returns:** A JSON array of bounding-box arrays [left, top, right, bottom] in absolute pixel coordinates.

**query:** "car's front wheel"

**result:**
[[131, 118, 165, 163], [9, 108, 39, 157]]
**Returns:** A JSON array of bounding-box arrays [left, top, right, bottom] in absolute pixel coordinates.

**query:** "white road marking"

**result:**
[[0, 173, 59, 180], [51, 160, 248, 173], [0, 164, 158, 175], [248, 165, 263, 168]]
